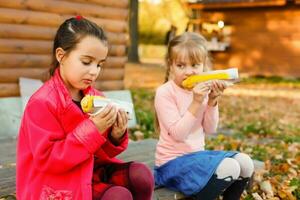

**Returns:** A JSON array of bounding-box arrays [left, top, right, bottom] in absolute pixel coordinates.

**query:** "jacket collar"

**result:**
[[52, 67, 94, 106]]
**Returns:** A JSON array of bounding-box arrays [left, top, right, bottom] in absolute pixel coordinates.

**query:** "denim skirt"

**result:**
[[154, 150, 237, 196]]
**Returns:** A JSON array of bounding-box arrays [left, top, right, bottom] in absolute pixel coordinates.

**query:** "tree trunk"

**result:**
[[128, 0, 139, 63]]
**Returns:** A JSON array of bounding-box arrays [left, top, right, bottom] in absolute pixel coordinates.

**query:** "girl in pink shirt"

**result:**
[[16, 16, 154, 200], [154, 32, 254, 200]]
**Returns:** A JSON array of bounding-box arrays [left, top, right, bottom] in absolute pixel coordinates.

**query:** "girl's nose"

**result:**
[[89, 65, 100, 75], [185, 66, 196, 76]]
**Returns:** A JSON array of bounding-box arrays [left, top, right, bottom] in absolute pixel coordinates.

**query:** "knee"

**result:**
[[102, 186, 133, 200], [129, 162, 155, 191], [215, 158, 240, 181], [233, 153, 254, 178]]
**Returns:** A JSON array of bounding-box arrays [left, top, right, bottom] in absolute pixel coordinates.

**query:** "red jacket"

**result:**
[[16, 69, 128, 200]]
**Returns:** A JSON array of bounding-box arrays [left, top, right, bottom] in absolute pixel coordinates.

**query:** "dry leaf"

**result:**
[[259, 180, 274, 197], [252, 192, 263, 200]]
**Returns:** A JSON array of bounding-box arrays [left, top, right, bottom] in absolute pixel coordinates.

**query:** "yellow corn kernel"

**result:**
[[81, 95, 105, 113], [182, 73, 230, 89]]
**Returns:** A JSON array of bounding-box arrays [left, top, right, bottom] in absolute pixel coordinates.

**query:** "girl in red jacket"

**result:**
[[16, 16, 154, 200]]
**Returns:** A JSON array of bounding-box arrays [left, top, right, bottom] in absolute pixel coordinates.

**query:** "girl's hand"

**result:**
[[192, 82, 211, 103], [208, 80, 227, 106], [90, 104, 118, 133], [111, 109, 128, 140]]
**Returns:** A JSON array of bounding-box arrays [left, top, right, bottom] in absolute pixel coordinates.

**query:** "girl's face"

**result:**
[[57, 36, 108, 96], [170, 51, 204, 88]]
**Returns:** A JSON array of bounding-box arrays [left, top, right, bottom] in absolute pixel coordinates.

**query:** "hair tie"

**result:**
[[75, 15, 83, 20]]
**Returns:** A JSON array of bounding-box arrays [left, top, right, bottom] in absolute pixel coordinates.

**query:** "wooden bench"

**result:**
[[0, 138, 263, 200], [119, 138, 264, 200], [118, 139, 189, 200]]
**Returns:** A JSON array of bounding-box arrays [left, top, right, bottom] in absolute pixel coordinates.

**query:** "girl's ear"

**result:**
[[55, 47, 66, 65]]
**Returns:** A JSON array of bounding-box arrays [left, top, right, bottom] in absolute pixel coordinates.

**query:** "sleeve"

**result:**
[[202, 104, 219, 134], [24, 99, 107, 174], [94, 129, 129, 159], [154, 89, 206, 142]]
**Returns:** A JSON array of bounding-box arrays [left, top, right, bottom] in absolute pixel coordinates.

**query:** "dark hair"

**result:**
[[50, 17, 108, 76]]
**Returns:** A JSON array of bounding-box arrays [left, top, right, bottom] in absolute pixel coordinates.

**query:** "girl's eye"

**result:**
[[193, 63, 203, 68], [176, 64, 185, 69], [82, 61, 91, 65]]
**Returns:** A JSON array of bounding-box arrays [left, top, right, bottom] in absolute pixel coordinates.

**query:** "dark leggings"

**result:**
[[100, 162, 154, 200]]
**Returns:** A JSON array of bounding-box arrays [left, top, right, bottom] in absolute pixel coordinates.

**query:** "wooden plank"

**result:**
[[0, 54, 51, 69], [64, 0, 129, 9], [187, 0, 286, 9], [97, 68, 125, 81], [0, 23, 127, 45], [0, 68, 49, 83], [0, 83, 19, 97], [0, 39, 126, 56], [0, 54, 127, 69], [0, 0, 128, 20], [0, 8, 127, 33], [0, 80, 125, 97], [118, 139, 188, 200], [0, 68, 124, 83], [94, 80, 124, 91], [0, 24, 55, 40]]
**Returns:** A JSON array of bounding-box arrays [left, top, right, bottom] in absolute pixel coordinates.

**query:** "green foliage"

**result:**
[[139, 44, 167, 59], [139, 0, 189, 44], [290, 178, 300, 199], [242, 76, 300, 86], [130, 89, 156, 138]]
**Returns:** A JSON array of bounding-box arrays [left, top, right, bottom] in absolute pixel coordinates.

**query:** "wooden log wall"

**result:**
[[199, 6, 300, 78], [0, 0, 129, 97]]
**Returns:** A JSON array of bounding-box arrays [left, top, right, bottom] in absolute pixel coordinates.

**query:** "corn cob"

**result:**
[[182, 68, 238, 89], [81, 95, 105, 113]]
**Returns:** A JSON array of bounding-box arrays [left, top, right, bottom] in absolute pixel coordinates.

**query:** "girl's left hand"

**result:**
[[111, 109, 128, 141], [208, 80, 227, 106]]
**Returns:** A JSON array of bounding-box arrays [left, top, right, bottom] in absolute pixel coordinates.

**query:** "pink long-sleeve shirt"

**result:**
[[154, 80, 219, 166]]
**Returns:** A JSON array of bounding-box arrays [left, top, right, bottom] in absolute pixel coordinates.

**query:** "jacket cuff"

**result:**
[[102, 130, 128, 158], [73, 119, 106, 154]]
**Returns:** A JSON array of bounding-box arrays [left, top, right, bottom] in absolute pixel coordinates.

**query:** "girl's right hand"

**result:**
[[192, 82, 211, 103], [90, 104, 118, 134]]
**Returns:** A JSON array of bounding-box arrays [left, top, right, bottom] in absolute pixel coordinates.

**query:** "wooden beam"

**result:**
[[97, 68, 124, 81], [104, 56, 128, 69], [0, 83, 19, 97], [94, 80, 124, 91], [0, 39, 52, 54], [0, 54, 51, 69], [0, 68, 124, 83], [0, 80, 124, 97], [0, 54, 127, 69], [0, 8, 127, 33], [0, 39, 126, 56], [0, 23, 127, 45], [64, 0, 129, 9], [0, 68, 49, 83], [0, 0, 128, 20], [186, 0, 286, 10]]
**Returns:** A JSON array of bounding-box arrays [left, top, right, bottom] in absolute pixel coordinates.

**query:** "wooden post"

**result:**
[[128, 0, 139, 63]]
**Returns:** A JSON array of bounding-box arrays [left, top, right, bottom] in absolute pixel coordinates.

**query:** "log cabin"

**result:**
[[0, 0, 129, 97], [186, 0, 300, 78]]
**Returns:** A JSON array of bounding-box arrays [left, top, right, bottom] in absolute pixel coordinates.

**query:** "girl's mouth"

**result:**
[[83, 79, 92, 84]]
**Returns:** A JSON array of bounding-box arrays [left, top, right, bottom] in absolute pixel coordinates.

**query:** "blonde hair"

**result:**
[[164, 32, 212, 82], [155, 32, 212, 135]]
